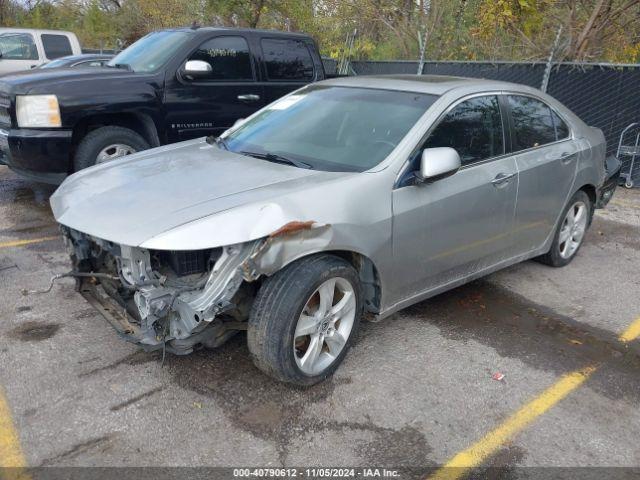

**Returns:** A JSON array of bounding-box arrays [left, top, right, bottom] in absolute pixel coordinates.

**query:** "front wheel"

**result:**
[[537, 190, 592, 267], [247, 254, 363, 385], [73, 126, 149, 172]]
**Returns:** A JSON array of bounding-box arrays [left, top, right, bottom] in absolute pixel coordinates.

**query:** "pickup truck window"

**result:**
[[261, 38, 314, 81], [224, 86, 437, 172], [107, 30, 191, 73], [0, 33, 38, 60], [41, 34, 72, 59], [188, 36, 253, 81]]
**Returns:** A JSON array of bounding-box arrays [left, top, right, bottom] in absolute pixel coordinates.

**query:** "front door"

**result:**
[[391, 95, 518, 301], [163, 35, 264, 143], [505, 95, 579, 252]]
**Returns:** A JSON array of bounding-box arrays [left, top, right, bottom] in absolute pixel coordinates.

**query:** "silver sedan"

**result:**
[[51, 75, 618, 385]]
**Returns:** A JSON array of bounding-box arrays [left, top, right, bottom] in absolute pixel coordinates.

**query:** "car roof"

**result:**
[[318, 74, 538, 96]]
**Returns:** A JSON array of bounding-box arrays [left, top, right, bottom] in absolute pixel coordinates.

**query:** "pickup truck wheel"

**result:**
[[247, 254, 363, 385], [537, 190, 592, 267], [73, 126, 149, 171]]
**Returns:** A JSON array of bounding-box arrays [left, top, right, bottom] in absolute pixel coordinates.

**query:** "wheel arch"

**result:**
[[265, 248, 383, 316], [576, 183, 596, 205], [71, 112, 161, 152], [575, 183, 597, 224]]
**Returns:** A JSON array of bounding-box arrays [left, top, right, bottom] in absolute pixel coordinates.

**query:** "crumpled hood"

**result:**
[[51, 138, 350, 247]]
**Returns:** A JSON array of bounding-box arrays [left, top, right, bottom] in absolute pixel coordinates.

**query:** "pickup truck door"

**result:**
[[163, 34, 264, 142], [0, 33, 41, 74], [255, 37, 321, 105]]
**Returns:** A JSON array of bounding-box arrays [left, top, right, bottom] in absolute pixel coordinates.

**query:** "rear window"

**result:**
[[508, 95, 557, 150], [552, 110, 570, 140], [261, 38, 314, 81], [41, 34, 73, 59]]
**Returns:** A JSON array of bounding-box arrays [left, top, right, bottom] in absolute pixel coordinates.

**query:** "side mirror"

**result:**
[[417, 147, 461, 182], [183, 60, 212, 80]]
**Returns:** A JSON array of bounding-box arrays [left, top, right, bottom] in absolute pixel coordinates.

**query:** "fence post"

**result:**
[[417, 29, 428, 75], [541, 25, 563, 93]]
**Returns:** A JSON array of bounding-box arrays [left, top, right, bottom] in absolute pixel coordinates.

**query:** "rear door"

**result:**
[[392, 94, 518, 299], [506, 95, 579, 253], [0, 33, 41, 74], [163, 34, 264, 142], [257, 37, 318, 105]]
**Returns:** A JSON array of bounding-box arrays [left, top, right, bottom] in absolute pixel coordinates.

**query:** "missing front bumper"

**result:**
[[79, 281, 239, 355]]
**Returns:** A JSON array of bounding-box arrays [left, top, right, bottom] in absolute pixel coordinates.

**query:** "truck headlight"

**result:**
[[16, 95, 61, 128]]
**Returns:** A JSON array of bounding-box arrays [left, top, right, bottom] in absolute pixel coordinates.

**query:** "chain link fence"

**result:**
[[322, 59, 640, 185]]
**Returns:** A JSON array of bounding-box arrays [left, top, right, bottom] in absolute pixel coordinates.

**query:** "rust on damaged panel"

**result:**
[[268, 221, 316, 238]]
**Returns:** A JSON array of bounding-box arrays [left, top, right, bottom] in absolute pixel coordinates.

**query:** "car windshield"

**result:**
[[107, 30, 191, 73], [223, 86, 438, 172]]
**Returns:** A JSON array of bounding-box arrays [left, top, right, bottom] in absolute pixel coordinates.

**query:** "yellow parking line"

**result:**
[[429, 314, 640, 480], [0, 237, 58, 250], [429, 366, 596, 480], [619, 317, 640, 343], [0, 386, 27, 470]]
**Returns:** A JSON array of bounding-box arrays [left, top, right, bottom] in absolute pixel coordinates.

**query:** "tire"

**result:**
[[247, 254, 363, 385], [537, 190, 592, 267], [73, 126, 149, 172]]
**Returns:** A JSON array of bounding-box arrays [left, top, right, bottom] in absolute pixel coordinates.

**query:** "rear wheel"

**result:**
[[537, 190, 592, 267], [73, 126, 149, 172], [247, 254, 362, 385]]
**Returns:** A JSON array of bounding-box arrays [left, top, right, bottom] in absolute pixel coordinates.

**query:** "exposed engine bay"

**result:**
[[59, 221, 333, 355], [62, 228, 267, 354]]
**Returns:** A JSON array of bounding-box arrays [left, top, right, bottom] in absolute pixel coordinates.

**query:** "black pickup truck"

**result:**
[[0, 27, 326, 183]]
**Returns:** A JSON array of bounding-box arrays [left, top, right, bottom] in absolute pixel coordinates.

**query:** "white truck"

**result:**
[[0, 28, 82, 75]]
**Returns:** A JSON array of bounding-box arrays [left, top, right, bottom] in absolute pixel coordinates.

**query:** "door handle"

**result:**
[[491, 172, 516, 187], [237, 94, 260, 102]]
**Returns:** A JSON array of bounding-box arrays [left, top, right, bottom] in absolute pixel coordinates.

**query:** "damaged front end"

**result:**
[[60, 221, 328, 355]]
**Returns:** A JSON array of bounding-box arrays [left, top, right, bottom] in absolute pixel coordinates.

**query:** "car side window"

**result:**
[[187, 36, 253, 81], [0, 33, 38, 60], [422, 95, 504, 166], [41, 34, 73, 59], [508, 95, 557, 150], [551, 110, 569, 140], [261, 38, 314, 81]]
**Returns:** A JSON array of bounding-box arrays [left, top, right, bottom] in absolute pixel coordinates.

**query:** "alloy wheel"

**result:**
[[293, 277, 356, 375], [558, 200, 588, 259], [96, 144, 136, 164]]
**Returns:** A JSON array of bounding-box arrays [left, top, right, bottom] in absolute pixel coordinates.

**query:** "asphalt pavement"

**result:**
[[0, 165, 638, 478]]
